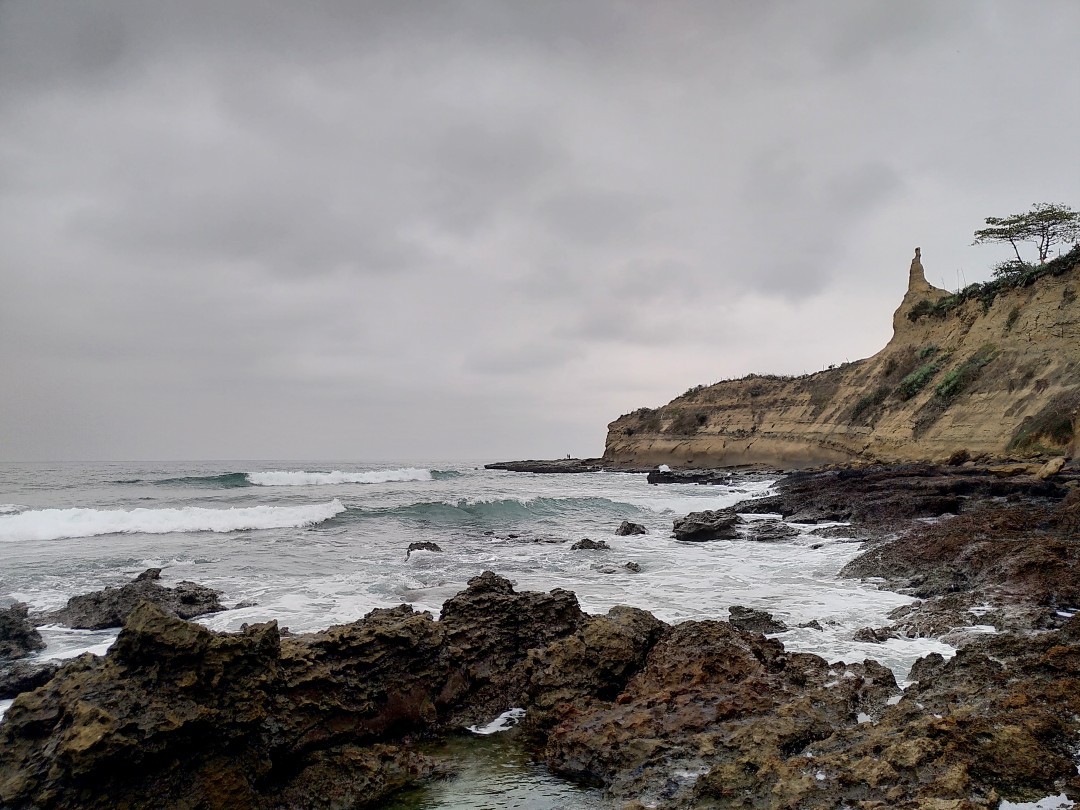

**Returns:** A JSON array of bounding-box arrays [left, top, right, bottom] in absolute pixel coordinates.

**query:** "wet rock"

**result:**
[[672, 508, 741, 541], [39, 568, 226, 630], [570, 538, 609, 551], [853, 625, 899, 643], [744, 519, 800, 542], [436, 572, 588, 727], [646, 468, 730, 485], [524, 605, 666, 732], [0, 660, 59, 700], [0, 603, 44, 660], [624, 562, 642, 573], [406, 541, 443, 556], [799, 619, 824, 631], [728, 605, 788, 634], [736, 463, 1070, 530], [908, 651, 947, 683], [543, 620, 898, 806], [614, 520, 647, 536], [0, 572, 590, 809], [484, 459, 603, 474], [808, 524, 864, 539]]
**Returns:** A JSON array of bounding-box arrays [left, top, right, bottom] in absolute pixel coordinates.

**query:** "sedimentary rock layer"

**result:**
[[604, 248, 1080, 468]]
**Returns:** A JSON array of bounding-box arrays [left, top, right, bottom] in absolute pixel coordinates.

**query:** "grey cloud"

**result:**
[[1, 1, 1078, 461]]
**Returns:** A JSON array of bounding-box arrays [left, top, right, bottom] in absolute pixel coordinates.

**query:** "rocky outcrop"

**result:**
[[614, 520, 647, 535], [0, 572, 588, 809], [39, 568, 226, 630], [2, 551, 1079, 809], [569, 538, 609, 550], [484, 459, 605, 473], [406, 541, 442, 556], [0, 604, 43, 660], [672, 508, 741, 541], [605, 247, 1080, 468], [728, 605, 788, 634]]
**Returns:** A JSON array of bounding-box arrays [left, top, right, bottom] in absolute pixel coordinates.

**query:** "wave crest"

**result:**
[[0, 500, 346, 543], [247, 468, 434, 486]]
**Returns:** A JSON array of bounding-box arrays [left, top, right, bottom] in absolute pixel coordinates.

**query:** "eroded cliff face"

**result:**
[[604, 249, 1080, 469]]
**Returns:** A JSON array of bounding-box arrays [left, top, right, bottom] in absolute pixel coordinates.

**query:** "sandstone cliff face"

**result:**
[[604, 248, 1080, 468]]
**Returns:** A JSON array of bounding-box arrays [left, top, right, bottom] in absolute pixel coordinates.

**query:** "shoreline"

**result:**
[[1, 461, 1078, 808]]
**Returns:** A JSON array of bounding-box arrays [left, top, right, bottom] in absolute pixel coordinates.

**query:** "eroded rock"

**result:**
[[570, 538, 609, 550], [40, 568, 226, 630], [615, 520, 647, 536], [672, 508, 741, 541], [728, 605, 788, 634], [0, 603, 44, 660]]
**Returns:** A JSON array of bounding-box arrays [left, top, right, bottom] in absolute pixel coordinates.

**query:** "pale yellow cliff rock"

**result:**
[[604, 250, 1080, 469]]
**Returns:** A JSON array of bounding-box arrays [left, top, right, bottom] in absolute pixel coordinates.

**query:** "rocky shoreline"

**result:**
[[1, 462, 1078, 808]]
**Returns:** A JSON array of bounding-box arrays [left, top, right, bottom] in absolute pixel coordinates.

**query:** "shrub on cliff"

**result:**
[[897, 361, 942, 400]]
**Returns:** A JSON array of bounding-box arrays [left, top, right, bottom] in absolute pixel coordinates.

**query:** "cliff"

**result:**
[[604, 247, 1080, 469]]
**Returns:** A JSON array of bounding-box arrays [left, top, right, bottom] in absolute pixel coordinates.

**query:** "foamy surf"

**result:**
[[246, 468, 434, 486], [0, 500, 346, 543]]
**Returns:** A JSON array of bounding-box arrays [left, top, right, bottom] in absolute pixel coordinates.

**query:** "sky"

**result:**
[[2, 1, 1078, 462]]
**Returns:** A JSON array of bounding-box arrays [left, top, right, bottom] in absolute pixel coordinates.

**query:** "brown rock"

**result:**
[[40, 568, 226, 630]]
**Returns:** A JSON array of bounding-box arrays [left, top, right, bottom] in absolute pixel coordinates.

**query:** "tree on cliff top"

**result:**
[[974, 203, 1080, 267]]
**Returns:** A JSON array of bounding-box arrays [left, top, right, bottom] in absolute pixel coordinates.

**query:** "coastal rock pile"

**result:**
[[39, 568, 226, 630], [2, 463, 1080, 808]]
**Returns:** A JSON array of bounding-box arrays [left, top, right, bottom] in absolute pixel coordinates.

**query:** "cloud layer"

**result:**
[[2, 1, 1079, 461]]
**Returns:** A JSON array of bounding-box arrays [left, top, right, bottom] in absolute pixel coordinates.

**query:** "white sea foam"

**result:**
[[0, 504, 23, 514], [467, 707, 526, 735], [0, 500, 345, 543], [247, 468, 433, 486], [999, 795, 1074, 809]]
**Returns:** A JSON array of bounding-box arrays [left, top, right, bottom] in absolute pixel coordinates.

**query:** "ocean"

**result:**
[[0, 460, 954, 808]]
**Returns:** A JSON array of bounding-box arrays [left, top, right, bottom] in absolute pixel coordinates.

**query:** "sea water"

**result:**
[[0, 460, 957, 807]]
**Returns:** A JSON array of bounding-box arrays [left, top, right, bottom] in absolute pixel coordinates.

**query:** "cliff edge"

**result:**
[[604, 247, 1080, 469]]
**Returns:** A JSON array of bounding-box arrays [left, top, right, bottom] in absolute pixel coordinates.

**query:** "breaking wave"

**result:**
[[0, 500, 346, 543], [247, 468, 436, 486], [357, 496, 645, 526]]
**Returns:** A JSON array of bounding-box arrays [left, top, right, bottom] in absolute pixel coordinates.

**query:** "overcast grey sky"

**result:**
[[2, 1, 1078, 462]]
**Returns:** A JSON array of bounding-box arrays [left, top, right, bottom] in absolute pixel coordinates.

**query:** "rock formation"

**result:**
[[604, 246, 1080, 468], [39, 568, 226, 630], [1, 549, 1079, 808]]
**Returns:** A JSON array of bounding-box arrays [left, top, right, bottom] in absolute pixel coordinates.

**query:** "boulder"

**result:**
[[40, 568, 226, 630], [0, 603, 44, 660], [672, 508, 741, 541], [1036, 456, 1067, 480], [406, 541, 443, 556], [744, 519, 800, 542], [0, 660, 59, 700], [728, 605, 788, 634], [570, 538, 609, 550], [614, 520, 647, 536]]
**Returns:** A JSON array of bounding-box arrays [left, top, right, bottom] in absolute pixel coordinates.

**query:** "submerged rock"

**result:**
[[406, 541, 443, 556], [570, 538, 609, 550], [39, 568, 226, 630]]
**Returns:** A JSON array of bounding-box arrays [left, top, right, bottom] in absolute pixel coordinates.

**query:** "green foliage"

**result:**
[[897, 362, 941, 400], [1008, 392, 1079, 455], [682, 384, 706, 399], [917, 345, 939, 359], [934, 346, 998, 400], [667, 410, 708, 435], [1004, 306, 1021, 332], [973, 202, 1080, 264], [850, 386, 889, 423]]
